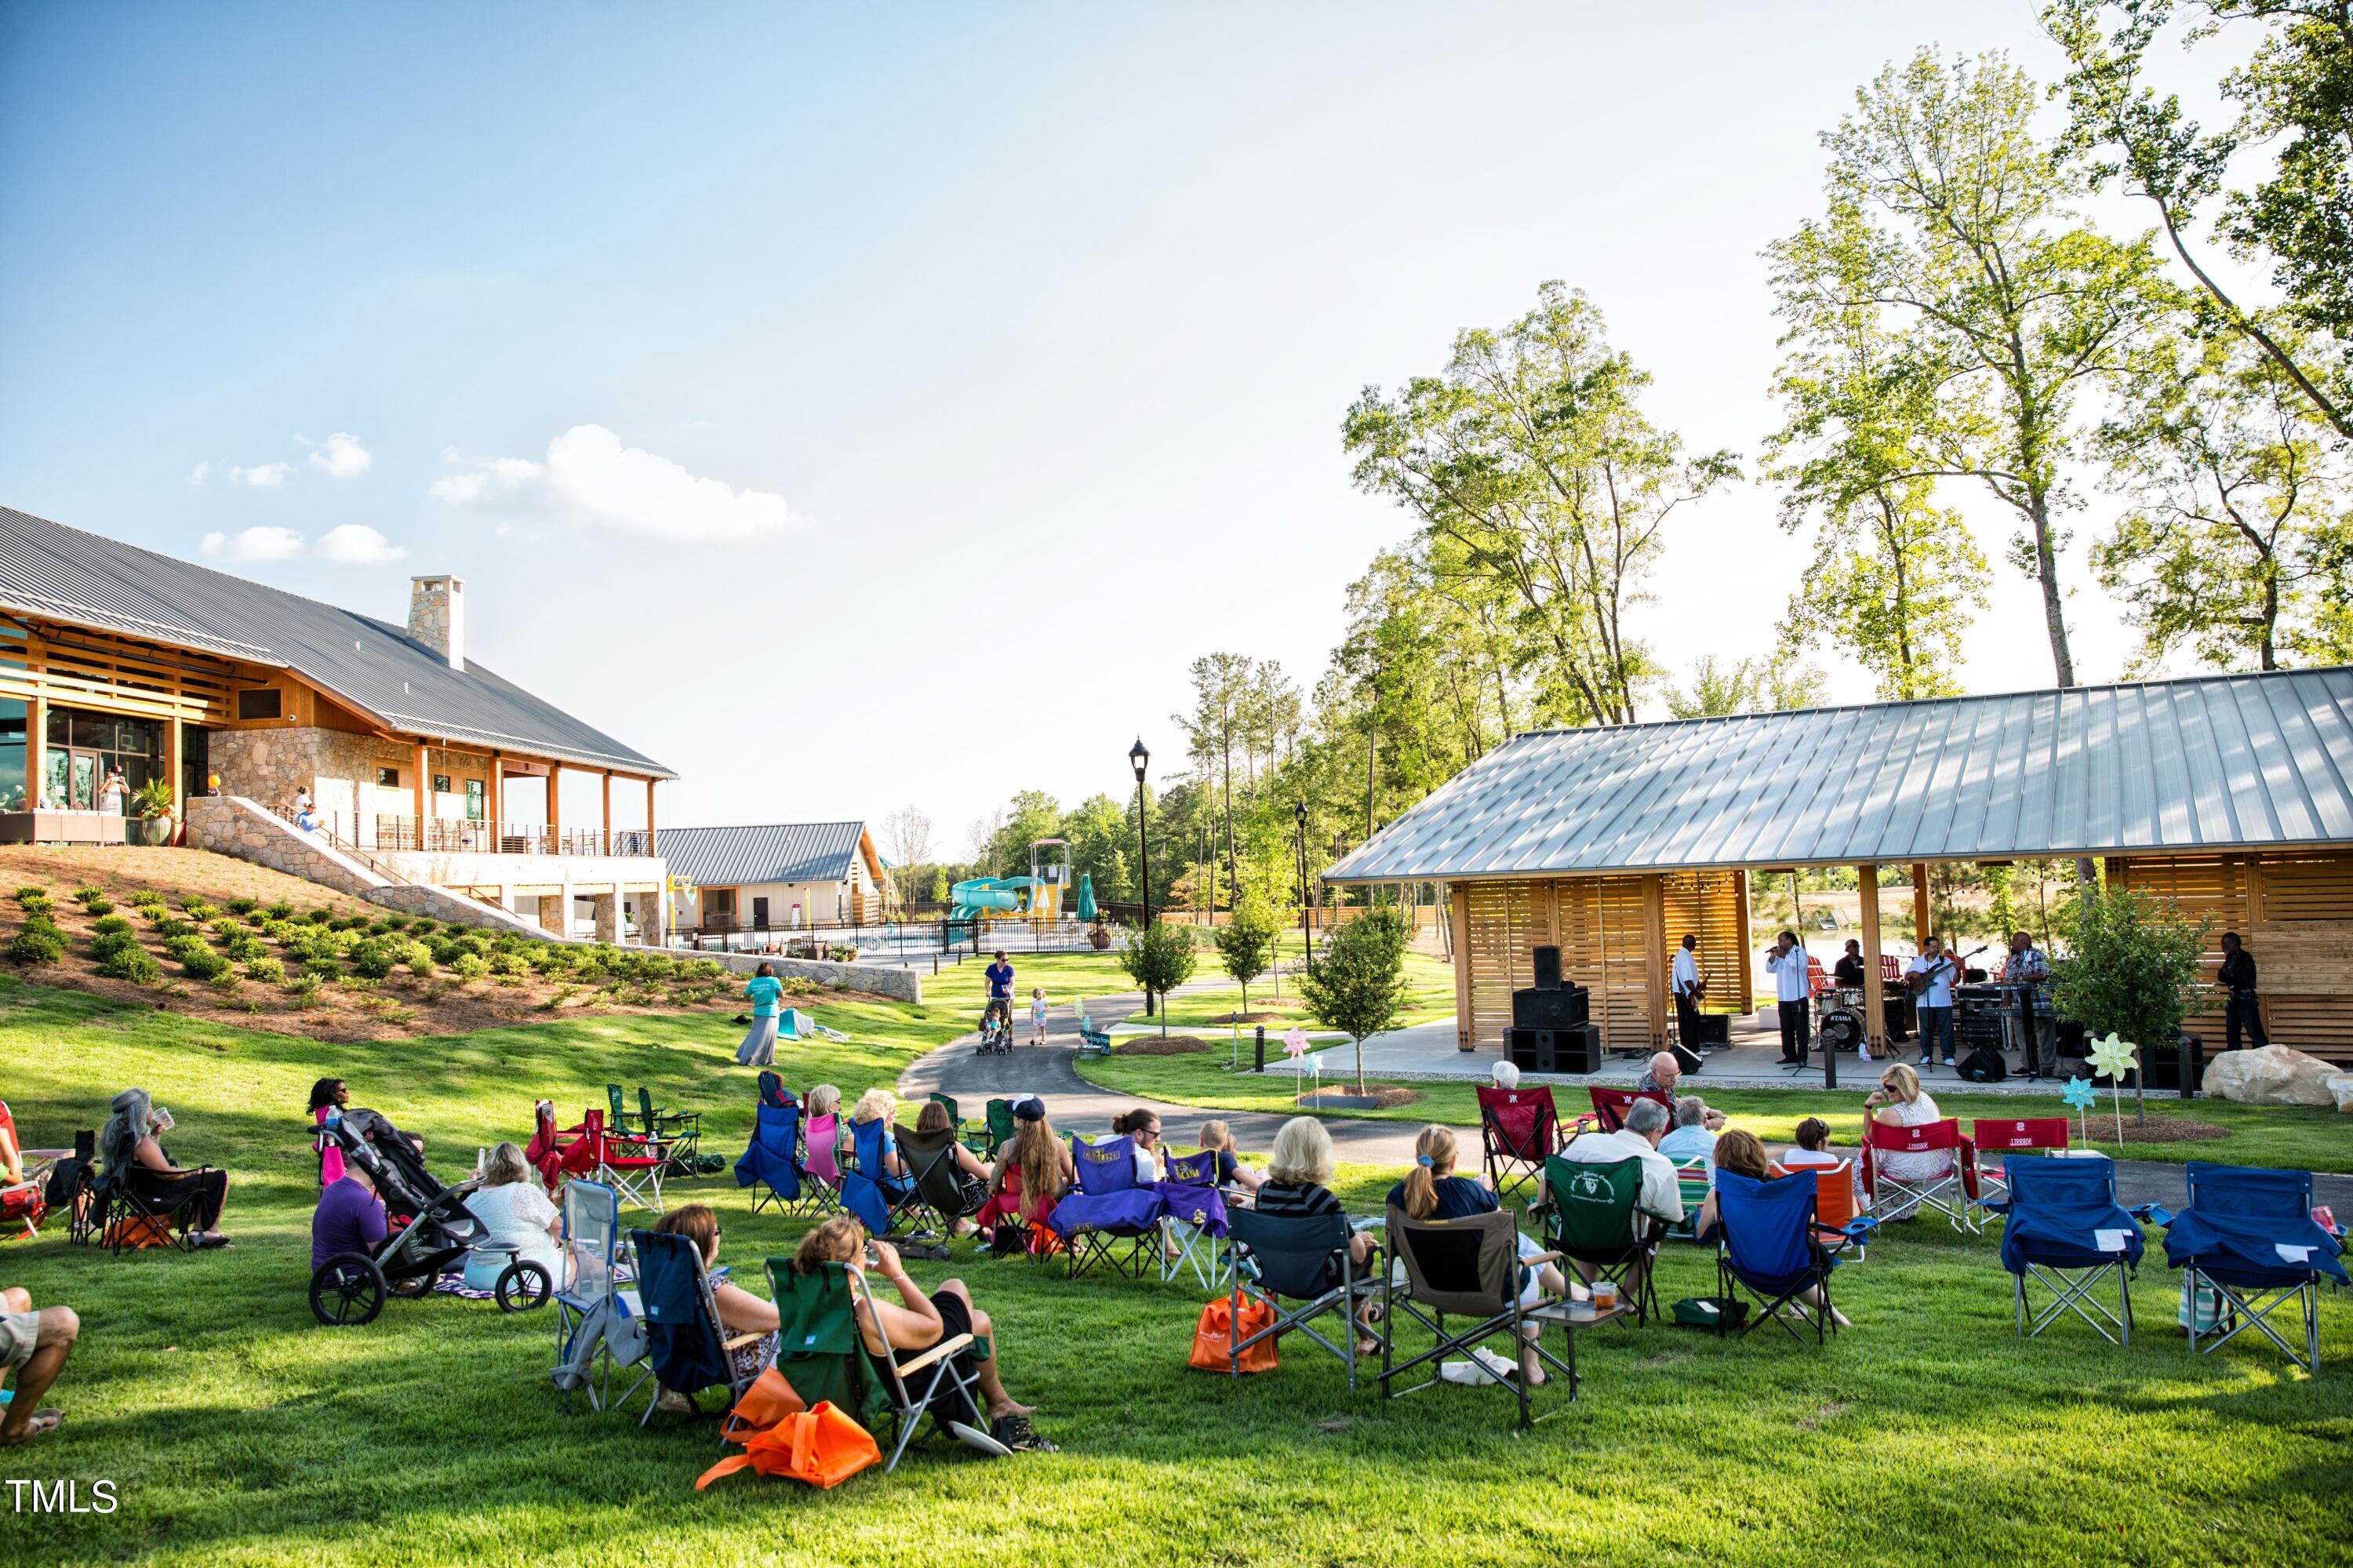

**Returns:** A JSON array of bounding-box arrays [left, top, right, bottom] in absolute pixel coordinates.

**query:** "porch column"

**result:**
[[645, 777, 657, 856], [1449, 883, 1473, 1051], [1859, 863, 1887, 1058], [25, 694, 42, 809], [601, 769, 613, 856], [591, 885, 620, 944], [1911, 862, 1932, 947], [547, 762, 562, 848], [1642, 872, 1667, 1050], [412, 740, 427, 835], [1733, 868, 1755, 1013], [488, 752, 504, 835], [164, 717, 182, 821], [536, 888, 569, 937]]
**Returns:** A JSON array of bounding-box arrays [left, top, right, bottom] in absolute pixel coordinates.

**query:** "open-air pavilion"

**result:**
[[1323, 668, 2353, 1068]]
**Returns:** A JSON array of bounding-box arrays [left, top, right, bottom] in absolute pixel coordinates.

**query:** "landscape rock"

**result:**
[[2329, 1075, 2353, 1115], [2203, 1044, 2340, 1108]]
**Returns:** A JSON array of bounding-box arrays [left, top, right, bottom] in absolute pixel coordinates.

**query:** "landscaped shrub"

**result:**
[[13, 884, 48, 903], [405, 947, 435, 978], [15, 890, 53, 915], [162, 933, 213, 966], [264, 900, 293, 920], [96, 944, 162, 982], [488, 950, 529, 980], [208, 970, 242, 994], [348, 939, 399, 980], [209, 918, 244, 941], [303, 955, 343, 981], [223, 934, 267, 963], [382, 915, 411, 930], [224, 897, 258, 916], [9, 926, 64, 964], [92, 914, 133, 937], [307, 908, 333, 925], [178, 948, 231, 982], [180, 897, 218, 921], [332, 915, 369, 933], [151, 917, 195, 940], [90, 930, 144, 964], [74, 887, 115, 914], [244, 955, 287, 984], [451, 951, 489, 983], [126, 888, 165, 908]]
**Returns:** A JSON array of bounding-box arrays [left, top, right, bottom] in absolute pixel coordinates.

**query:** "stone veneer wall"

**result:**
[[697, 948, 922, 1002], [185, 795, 386, 897]]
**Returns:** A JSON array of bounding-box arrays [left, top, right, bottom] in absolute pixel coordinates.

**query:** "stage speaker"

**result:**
[[1531, 944, 1562, 990], [1512, 984, 1589, 1029], [1670, 1041, 1703, 1075], [2144, 1034, 2206, 1097], [1504, 1024, 1602, 1074], [1685, 1013, 1730, 1047]]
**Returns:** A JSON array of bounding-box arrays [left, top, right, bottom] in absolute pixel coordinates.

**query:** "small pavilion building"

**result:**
[[1323, 668, 2353, 1066]]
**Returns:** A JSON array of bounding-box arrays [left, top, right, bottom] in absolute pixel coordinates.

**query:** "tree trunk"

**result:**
[[1355, 1034, 1367, 1095], [2028, 491, 2076, 688]]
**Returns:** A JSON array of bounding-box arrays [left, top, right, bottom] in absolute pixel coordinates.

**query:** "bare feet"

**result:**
[[0, 1409, 63, 1445], [987, 1398, 1035, 1418]]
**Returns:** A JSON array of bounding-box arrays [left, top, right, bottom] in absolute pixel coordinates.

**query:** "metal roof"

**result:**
[[1324, 668, 2353, 882], [0, 507, 671, 777], [656, 822, 872, 887]]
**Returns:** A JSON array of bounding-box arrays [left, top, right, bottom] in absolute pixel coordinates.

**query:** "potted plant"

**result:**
[[132, 779, 176, 846], [1089, 916, 1111, 951]]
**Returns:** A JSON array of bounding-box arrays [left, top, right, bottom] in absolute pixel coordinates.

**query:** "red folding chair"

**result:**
[[580, 1108, 667, 1213], [1582, 1086, 1672, 1136], [525, 1099, 598, 1192], [1860, 1119, 1980, 1231], [0, 1101, 52, 1241], [1970, 1117, 2071, 1206], [1475, 1086, 1561, 1205]]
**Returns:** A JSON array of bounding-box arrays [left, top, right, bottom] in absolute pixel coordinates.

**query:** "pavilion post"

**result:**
[[547, 762, 562, 849], [1859, 863, 1886, 1066], [1642, 873, 1667, 1051], [489, 753, 503, 837], [1449, 882, 1474, 1052], [413, 740, 428, 842], [1911, 861, 1931, 948], [601, 769, 613, 857], [1732, 868, 1754, 1013], [645, 777, 657, 856]]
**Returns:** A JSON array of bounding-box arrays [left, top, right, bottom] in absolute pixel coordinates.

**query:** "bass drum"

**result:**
[[1817, 1008, 1864, 1052]]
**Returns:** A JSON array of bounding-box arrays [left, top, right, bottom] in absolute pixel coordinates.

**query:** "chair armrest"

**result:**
[[2131, 1202, 2173, 1227], [1522, 1250, 1563, 1266], [722, 1330, 765, 1352], [893, 1332, 976, 1377]]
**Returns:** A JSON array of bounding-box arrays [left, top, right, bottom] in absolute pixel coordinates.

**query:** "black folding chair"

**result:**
[[1381, 1206, 1579, 1428], [1227, 1207, 1380, 1391], [899, 1123, 980, 1246], [95, 1163, 207, 1256]]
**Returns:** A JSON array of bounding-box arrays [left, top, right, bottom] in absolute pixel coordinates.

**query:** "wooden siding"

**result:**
[[2109, 851, 2353, 1064], [1463, 870, 1748, 1056]]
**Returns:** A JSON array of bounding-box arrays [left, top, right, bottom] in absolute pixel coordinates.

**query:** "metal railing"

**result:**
[[319, 813, 656, 858]]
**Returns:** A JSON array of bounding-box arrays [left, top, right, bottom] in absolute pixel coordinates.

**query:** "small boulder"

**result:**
[[2329, 1075, 2353, 1115], [2204, 1044, 2341, 1108]]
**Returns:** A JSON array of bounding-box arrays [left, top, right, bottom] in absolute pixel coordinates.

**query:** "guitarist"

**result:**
[[1903, 936, 1958, 1070], [1670, 933, 1706, 1053]]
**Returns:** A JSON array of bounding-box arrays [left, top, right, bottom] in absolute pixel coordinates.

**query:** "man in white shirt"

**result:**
[[1557, 1099, 1682, 1289], [1670, 934, 1704, 1053], [1904, 937, 1957, 1068], [1764, 930, 1811, 1064]]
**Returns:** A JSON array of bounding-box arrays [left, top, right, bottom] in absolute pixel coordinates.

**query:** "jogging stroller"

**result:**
[[308, 1108, 553, 1326], [975, 1003, 1013, 1056]]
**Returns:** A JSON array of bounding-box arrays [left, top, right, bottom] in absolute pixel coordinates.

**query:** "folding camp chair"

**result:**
[[551, 1180, 649, 1412], [900, 1122, 980, 1244], [640, 1086, 704, 1175], [1579, 1086, 1671, 1139], [1477, 1086, 1562, 1206], [1075, 1002, 1112, 1059], [1713, 1169, 1850, 1344], [580, 1108, 667, 1214], [631, 1228, 763, 1432], [1860, 1119, 1980, 1231], [1051, 1136, 1165, 1279], [976, 1098, 1017, 1162], [0, 1101, 56, 1241], [733, 1093, 806, 1217], [1988, 1155, 2140, 1346], [60, 1130, 98, 1246], [93, 1161, 206, 1256], [839, 1116, 916, 1239], [1658, 1159, 1713, 1245], [762, 1257, 1002, 1472], [1798, 1160, 1875, 1261], [802, 1111, 846, 1216], [1971, 1117, 2071, 1206], [1159, 1148, 1232, 1288], [1535, 1154, 1665, 1325], [1381, 1206, 1578, 1428], [1226, 1206, 1380, 1389], [2149, 1162, 2348, 1373]]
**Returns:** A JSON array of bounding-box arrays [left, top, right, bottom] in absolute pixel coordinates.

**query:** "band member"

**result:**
[[2005, 930, 2054, 1079], [1904, 937, 1956, 1068], [2218, 931, 2268, 1051], [1832, 937, 1866, 989], [1671, 933, 1704, 1051], [1765, 930, 1810, 1065]]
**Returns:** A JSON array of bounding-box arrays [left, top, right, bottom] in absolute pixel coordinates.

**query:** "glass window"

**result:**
[[377, 766, 400, 788], [464, 779, 485, 821], [432, 773, 452, 794], [0, 697, 23, 809], [235, 688, 282, 721]]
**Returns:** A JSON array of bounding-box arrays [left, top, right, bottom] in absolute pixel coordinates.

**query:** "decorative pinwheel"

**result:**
[[2061, 1075, 2098, 1144], [1284, 1027, 1311, 1093], [2086, 1033, 2140, 1142]]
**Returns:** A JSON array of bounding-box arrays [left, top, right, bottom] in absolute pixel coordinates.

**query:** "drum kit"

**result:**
[[1813, 986, 1869, 1052]]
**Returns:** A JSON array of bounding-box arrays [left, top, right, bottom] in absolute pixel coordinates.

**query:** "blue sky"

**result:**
[[1, 3, 2146, 842]]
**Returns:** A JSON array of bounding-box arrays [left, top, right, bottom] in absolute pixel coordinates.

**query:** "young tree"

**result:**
[[880, 806, 933, 906], [1213, 896, 1278, 1020], [1778, 49, 2168, 687], [1296, 906, 1411, 1093], [1345, 281, 1738, 725], [2051, 884, 2212, 1125], [2093, 325, 2353, 671], [1663, 656, 1825, 719], [2048, 0, 2353, 440], [1116, 921, 1196, 1037]]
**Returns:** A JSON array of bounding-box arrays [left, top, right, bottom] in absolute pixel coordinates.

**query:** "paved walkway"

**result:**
[[897, 981, 2353, 1210]]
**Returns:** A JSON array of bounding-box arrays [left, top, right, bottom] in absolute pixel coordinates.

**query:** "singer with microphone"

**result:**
[[1765, 930, 1810, 1065]]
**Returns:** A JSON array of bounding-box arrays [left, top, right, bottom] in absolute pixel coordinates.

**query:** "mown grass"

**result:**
[[1077, 1047, 2353, 1173], [919, 947, 1457, 1031], [0, 979, 2347, 1567]]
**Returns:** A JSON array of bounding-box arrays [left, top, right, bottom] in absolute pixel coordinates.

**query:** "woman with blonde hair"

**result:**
[[1255, 1116, 1380, 1352], [794, 1212, 1054, 1452], [461, 1140, 566, 1291], [1862, 1061, 1947, 1221], [849, 1087, 905, 1178]]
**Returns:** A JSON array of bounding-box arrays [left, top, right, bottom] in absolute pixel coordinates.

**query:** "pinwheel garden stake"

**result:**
[[2061, 1075, 2098, 1147], [1283, 1027, 1311, 1096], [2085, 1033, 2140, 1144]]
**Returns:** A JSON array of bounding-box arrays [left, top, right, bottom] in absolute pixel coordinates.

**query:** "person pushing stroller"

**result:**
[[981, 951, 1016, 1046]]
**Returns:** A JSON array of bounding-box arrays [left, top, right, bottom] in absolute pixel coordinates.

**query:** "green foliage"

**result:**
[[1116, 922, 1196, 1035], [133, 777, 174, 818], [9, 926, 64, 965], [223, 897, 258, 916], [348, 939, 400, 980], [1212, 897, 1278, 1015], [151, 917, 196, 940], [405, 943, 436, 978], [307, 908, 334, 925], [13, 885, 46, 903], [243, 955, 287, 984], [302, 956, 344, 982], [451, 951, 489, 984], [383, 915, 411, 930], [264, 900, 294, 921], [1296, 907, 1411, 1091], [89, 928, 144, 962], [95, 944, 162, 983], [91, 914, 133, 937], [162, 933, 213, 965], [1663, 656, 1827, 719], [178, 947, 231, 982], [180, 897, 218, 921], [2052, 884, 2212, 1050], [75, 886, 114, 914], [488, 950, 531, 980], [14, 890, 52, 915]]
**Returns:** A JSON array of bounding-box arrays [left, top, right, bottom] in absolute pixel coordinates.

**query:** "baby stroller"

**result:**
[[975, 1002, 1014, 1056], [309, 1107, 552, 1326]]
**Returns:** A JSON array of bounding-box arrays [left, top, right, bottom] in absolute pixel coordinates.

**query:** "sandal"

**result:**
[[0, 1408, 62, 1445], [990, 1413, 1060, 1453], [195, 1234, 233, 1250]]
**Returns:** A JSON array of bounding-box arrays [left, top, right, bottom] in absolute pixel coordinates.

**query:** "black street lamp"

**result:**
[[1130, 737, 1152, 1016], [1294, 799, 1311, 971]]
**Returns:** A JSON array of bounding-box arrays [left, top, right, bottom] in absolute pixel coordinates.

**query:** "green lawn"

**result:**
[[1077, 1047, 2353, 1173], [921, 947, 1457, 1034], [3, 977, 2348, 1567]]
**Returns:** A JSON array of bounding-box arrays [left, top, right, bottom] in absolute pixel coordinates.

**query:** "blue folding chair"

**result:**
[[1713, 1169, 1850, 1344], [629, 1228, 764, 1432], [2144, 1162, 2347, 1373], [548, 1179, 646, 1412], [840, 1115, 915, 1239], [1988, 1155, 2142, 1346], [1159, 1148, 1231, 1287], [733, 1090, 806, 1218], [1049, 1135, 1164, 1279]]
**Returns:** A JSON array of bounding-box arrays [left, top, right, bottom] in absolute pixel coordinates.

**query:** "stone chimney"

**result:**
[[407, 576, 465, 670]]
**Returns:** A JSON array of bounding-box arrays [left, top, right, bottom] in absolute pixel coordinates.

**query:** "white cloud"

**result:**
[[307, 432, 373, 478], [187, 461, 209, 485], [199, 526, 307, 562], [430, 452, 545, 504], [227, 461, 294, 488], [315, 523, 406, 566], [544, 424, 794, 541]]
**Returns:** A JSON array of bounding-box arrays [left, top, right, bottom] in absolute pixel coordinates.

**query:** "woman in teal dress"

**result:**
[[736, 962, 784, 1065]]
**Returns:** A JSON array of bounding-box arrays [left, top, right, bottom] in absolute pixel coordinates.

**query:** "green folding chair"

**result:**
[[1536, 1154, 1666, 1326], [641, 1086, 705, 1175], [980, 1098, 1017, 1161]]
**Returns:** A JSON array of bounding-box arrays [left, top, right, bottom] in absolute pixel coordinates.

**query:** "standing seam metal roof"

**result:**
[[654, 823, 872, 887], [0, 507, 671, 777], [1322, 668, 2353, 882]]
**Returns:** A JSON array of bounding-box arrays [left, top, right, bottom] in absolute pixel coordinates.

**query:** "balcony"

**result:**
[[316, 813, 656, 858]]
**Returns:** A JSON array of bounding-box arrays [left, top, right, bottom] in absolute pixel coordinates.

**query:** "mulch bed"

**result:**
[[1113, 1035, 1214, 1055], [2075, 1116, 2232, 1144], [1202, 1010, 1286, 1025], [1295, 1084, 1424, 1110]]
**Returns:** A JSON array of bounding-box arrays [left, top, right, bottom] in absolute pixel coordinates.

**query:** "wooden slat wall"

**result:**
[[2111, 852, 2353, 1064], [1464, 881, 1536, 1051], [1597, 878, 1650, 1050], [1660, 870, 1749, 1012]]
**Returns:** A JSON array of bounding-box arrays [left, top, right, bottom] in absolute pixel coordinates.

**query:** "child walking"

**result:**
[[1029, 986, 1049, 1046]]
